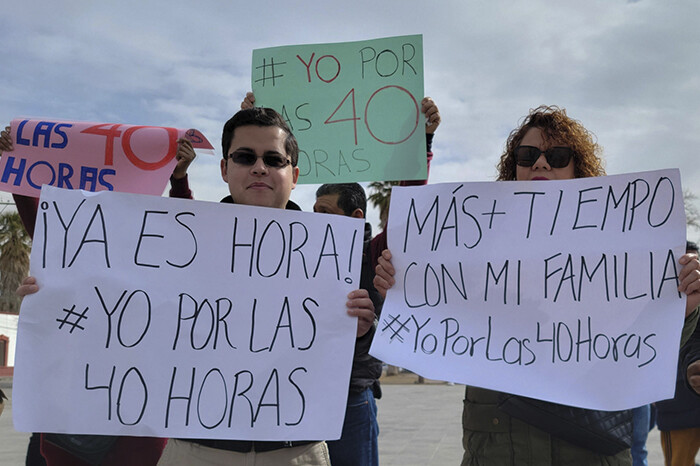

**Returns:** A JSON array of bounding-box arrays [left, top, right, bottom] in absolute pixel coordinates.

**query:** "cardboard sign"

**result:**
[[252, 35, 426, 184], [13, 186, 364, 440], [370, 169, 687, 410], [0, 119, 214, 197]]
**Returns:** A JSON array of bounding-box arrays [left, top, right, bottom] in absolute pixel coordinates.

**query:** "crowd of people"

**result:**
[[0, 93, 699, 466]]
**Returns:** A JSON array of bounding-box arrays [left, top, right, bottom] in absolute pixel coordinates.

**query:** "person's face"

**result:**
[[314, 194, 347, 216], [515, 127, 575, 181], [313, 193, 364, 218], [220, 125, 299, 209]]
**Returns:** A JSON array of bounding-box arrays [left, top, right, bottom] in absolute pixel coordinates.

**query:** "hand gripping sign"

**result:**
[[0, 118, 214, 197]]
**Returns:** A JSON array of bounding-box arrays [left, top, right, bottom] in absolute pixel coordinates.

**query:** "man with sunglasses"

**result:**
[[159, 107, 375, 466]]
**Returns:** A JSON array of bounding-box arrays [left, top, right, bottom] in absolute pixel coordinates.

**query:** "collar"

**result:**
[[219, 195, 302, 211]]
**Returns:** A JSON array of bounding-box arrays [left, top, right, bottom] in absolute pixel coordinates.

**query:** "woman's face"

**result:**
[[515, 127, 575, 181]]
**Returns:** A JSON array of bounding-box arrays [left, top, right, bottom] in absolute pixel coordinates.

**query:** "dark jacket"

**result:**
[[681, 310, 700, 388], [349, 223, 384, 397], [656, 328, 700, 430], [681, 312, 700, 396], [461, 386, 632, 466]]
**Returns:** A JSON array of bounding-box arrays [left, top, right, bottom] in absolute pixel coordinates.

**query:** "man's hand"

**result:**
[[678, 252, 700, 316], [373, 249, 395, 299], [0, 125, 13, 153], [17, 276, 39, 297], [688, 360, 700, 395], [241, 92, 255, 110], [172, 138, 196, 180], [422, 97, 441, 135], [346, 288, 375, 337]]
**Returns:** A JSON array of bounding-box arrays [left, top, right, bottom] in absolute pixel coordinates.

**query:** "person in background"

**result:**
[[685, 314, 700, 396], [313, 182, 383, 466], [656, 241, 700, 466]]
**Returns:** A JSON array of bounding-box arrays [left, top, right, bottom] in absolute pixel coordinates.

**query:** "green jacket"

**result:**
[[460, 308, 700, 466]]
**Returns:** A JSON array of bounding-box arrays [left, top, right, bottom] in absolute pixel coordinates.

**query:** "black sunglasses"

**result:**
[[227, 151, 291, 169], [514, 145, 574, 168]]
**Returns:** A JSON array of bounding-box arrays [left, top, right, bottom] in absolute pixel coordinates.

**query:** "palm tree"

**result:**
[[368, 181, 399, 230], [0, 212, 31, 314]]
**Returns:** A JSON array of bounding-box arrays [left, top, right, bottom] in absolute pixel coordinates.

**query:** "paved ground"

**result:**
[[0, 375, 689, 465]]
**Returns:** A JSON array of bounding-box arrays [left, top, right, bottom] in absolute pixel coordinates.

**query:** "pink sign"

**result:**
[[0, 118, 214, 197]]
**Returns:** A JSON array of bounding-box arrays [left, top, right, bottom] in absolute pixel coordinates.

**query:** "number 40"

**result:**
[[324, 86, 420, 145]]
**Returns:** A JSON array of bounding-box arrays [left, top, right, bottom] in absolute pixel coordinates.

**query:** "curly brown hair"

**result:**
[[496, 105, 605, 180]]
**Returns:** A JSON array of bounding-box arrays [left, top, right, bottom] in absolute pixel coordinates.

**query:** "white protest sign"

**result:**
[[13, 186, 364, 440], [370, 169, 687, 410]]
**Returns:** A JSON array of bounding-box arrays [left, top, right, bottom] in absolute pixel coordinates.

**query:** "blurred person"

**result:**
[[656, 241, 700, 466], [686, 321, 700, 396]]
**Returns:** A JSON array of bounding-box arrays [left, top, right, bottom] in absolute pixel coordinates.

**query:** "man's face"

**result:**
[[220, 125, 299, 209], [314, 194, 347, 216]]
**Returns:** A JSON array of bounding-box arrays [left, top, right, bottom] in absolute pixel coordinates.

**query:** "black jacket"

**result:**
[[657, 318, 700, 430], [348, 223, 384, 397]]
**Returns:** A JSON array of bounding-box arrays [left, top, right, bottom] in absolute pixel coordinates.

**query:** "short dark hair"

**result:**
[[687, 241, 698, 254], [315, 183, 367, 216], [221, 107, 299, 166]]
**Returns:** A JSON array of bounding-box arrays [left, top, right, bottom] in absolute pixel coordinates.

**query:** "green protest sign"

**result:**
[[252, 35, 426, 184]]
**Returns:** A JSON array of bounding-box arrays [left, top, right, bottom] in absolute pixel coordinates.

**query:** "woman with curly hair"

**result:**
[[495, 105, 605, 181], [373, 105, 700, 465]]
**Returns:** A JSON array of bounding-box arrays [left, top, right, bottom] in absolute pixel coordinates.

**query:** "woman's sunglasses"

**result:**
[[514, 146, 574, 168], [227, 151, 292, 169]]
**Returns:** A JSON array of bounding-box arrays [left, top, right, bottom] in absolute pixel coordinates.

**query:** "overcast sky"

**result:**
[[2, 0, 699, 240]]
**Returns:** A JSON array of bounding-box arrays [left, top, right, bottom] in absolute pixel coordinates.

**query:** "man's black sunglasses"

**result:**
[[227, 151, 291, 169], [514, 146, 574, 168]]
